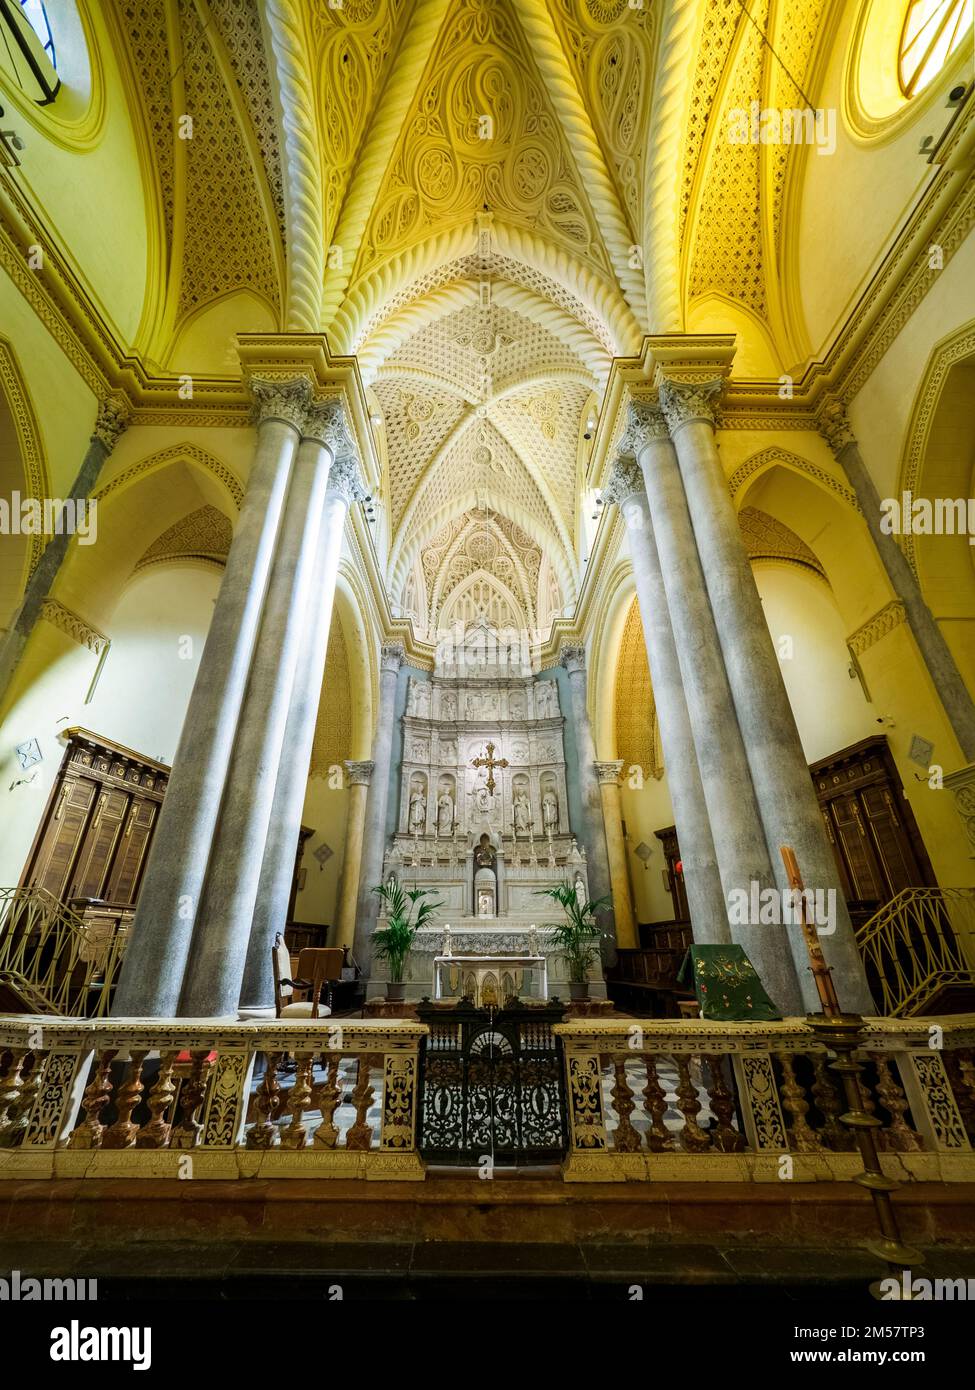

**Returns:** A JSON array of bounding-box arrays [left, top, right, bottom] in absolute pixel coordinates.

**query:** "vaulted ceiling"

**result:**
[[112, 0, 846, 639]]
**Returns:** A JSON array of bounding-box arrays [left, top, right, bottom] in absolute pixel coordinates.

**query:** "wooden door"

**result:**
[[104, 797, 157, 903], [70, 787, 129, 899], [25, 776, 99, 898]]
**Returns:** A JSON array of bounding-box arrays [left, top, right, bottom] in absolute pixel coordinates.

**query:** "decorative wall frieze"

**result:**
[[40, 599, 109, 655], [847, 600, 908, 657]]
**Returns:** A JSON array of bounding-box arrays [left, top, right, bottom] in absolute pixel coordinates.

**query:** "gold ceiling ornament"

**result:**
[[136, 505, 234, 572], [516, 388, 562, 442]]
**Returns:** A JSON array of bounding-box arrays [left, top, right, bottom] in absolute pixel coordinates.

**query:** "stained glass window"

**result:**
[[899, 0, 973, 97]]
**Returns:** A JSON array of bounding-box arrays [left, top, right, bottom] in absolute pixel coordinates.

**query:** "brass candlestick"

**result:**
[[779, 846, 923, 1277]]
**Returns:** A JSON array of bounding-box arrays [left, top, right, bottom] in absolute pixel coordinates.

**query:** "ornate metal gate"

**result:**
[[415, 1000, 567, 1165]]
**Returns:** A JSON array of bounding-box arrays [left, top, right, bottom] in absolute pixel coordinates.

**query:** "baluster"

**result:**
[[170, 1050, 212, 1149], [67, 1049, 118, 1149], [640, 1053, 674, 1152], [0, 1050, 28, 1135], [281, 1052, 314, 1150], [871, 1054, 923, 1152], [610, 1057, 642, 1152], [946, 1051, 975, 1141], [778, 1055, 821, 1151], [136, 1051, 178, 1149], [313, 1055, 342, 1148], [247, 1052, 282, 1149], [858, 1061, 888, 1151], [0, 1051, 45, 1146], [346, 1056, 375, 1150], [811, 1054, 853, 1150], [102, 1050, 148, 1149], [674, 1054, 710, 1152], [703, 1055, 745, 1152]]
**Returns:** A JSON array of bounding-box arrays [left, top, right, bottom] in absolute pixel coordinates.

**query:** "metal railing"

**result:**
[[0, 887, 127, 1018], [856, 887, 975, 1016]]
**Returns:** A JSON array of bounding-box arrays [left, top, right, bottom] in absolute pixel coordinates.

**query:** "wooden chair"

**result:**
[[272, 936, 344, 1019]]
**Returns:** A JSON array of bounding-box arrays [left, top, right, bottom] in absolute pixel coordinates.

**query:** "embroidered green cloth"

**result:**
[[677, 944, 781, 1021]]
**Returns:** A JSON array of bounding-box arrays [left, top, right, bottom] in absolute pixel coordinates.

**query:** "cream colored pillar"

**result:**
[[594, 760, 638, 948], [335, 760, 374, 950]]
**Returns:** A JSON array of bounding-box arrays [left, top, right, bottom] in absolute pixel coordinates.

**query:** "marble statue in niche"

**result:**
[[536, 682, 556, 717], [542, 788, 559, 833], [416, 683, 431, 717], [409, 781, 427, 833], [437, 786, 455, 837], [574, 872, 586, 909], [513, 789, 532, 835], [509, 689, 526, 719], [442, 691, 457, 720]]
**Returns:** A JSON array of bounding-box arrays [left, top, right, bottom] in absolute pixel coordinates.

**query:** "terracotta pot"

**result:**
[[386, 981, 407, 1003]]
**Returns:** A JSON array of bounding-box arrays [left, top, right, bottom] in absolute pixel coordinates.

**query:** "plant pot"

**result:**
[[386, 981, 407, 1003], [569, 981, 589, 1001]]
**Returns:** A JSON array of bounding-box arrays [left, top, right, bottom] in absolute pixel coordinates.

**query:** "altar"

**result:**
[[433, 952, 548, 1006]]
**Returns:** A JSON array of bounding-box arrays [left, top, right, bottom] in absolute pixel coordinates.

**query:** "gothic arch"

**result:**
[[728, 445, 859, 512]]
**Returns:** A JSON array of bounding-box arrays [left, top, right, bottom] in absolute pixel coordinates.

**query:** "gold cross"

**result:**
[[471, 741, 508, 796]]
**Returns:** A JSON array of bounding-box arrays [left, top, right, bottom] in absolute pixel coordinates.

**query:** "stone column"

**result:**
[[559, 644, 616, 961], [181, 399, 347, 1017], [593, 761, 638, 948], [335, 760, 375, 951], [628, 400, 802, 1013], [0, 395, 129, 703], [820, 396, 975, 762], [660, 377, 873, 1014], [352, 643, 405, 973], [603, 451, 730, 944], [113, 377, 310, 1017], [238, 422, 364, 1011]]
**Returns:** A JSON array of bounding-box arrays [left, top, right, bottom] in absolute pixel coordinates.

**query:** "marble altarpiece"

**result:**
[[371, 659, 600, 1002]]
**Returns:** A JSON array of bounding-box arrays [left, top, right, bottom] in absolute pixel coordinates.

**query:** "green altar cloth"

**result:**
[[677, 945, 781, 1021]]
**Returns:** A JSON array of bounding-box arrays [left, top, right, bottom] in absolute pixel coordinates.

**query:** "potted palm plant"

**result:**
[[537, 884, 611, 1001], [371, 881, 443, 1002]]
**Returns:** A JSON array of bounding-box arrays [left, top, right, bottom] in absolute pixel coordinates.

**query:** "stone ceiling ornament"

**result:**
[[249, 375, 314, 429], [658, 377, 724, 431]]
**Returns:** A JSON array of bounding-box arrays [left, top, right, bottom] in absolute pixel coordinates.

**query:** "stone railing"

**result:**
[[554, 1016, 975, 1182], [0, 1017, 427, 1179]]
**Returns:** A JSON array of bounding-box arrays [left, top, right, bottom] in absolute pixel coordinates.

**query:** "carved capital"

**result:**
[[594, 760, 624, 786], [659, 377, 723, 431], [602, 453, 646, 509], [344, 759, 375, 787], [249, 375, 313, 430], [819, 396, 856, 454], [304, 398, 351, 450], [327, 451, 366, 504], [623, 400, 669, 452], [560, 643, 587, 676], [91, 394, 130, 451], [381, 642, 405, 675]]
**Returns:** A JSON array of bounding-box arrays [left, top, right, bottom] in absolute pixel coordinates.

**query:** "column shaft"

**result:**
[[238, 436, 360, 1010], [335, 762, 374, 952], [663, 380, 873, 1013], [604, 455, 729, 943], [113, 379, 309, 1017], [560, 646, 616, 960], [352, 645, 404, 972], [594, 763, 638, 948], [630, 406, 802, 1013], [822, 401, 975, 762]]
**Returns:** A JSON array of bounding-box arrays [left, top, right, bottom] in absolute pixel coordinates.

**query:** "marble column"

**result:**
[[0, 395, 129, 703], [238, 422, 364, 1011], [661, 377, 873, 1014], [113, 377, 311, 1017], [603, 451, 730, 944], [593, 761, 638, 948], [628, 400, 802, 1013], [352, 643, 405, 973], [820, 396, 975, 762], [335, 760, 375, 951], [559, 644, 616, 961], [181, 400, 347, 1017]]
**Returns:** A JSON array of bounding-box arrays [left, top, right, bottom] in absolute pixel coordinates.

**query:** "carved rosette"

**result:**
[[381, 642, 405, 676], [344, 759, 375, 787], [594, 760, 624, 786], [249, 374, 313, 430], [602, 454, 645, 509], [91, 394, 130, 451], [819, 396, 856, 454], [560, 643, 586, 677], [659, 377, 723, 432]]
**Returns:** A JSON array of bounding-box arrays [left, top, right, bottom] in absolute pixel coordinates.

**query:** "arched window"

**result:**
[[0, 0, 60, 102], [19, 1, 56, 68], [899, 0, 974, 97]]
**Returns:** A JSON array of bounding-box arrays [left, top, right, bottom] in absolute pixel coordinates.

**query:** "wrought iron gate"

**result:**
[[415, 1000, 567, 1165]]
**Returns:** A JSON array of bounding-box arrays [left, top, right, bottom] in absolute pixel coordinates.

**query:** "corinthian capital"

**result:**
[[305, 398, 352, 451], [594, 760, 624, 786], [818, 395, 855, 454], [249, 374, 313, 430], [602, 454, 645, 508], [623, 400, 669, 453], [659, 377, 723, 431], [327, 452, 366, 504], [560, 643, 586, 676], [381, 642, 405, 675], [344, 759, 375, 787], [91, 394, 130, 451]]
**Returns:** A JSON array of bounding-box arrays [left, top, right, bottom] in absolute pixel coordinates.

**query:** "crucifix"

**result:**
[[471, 741, 508, 795]]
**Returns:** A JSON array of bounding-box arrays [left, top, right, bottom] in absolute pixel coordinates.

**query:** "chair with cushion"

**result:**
[[272, 937, 344, 1019]]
